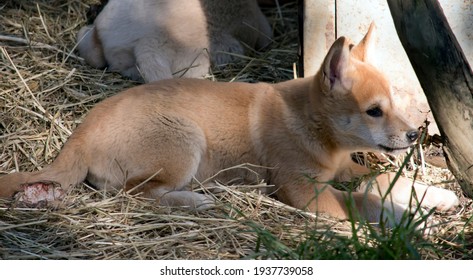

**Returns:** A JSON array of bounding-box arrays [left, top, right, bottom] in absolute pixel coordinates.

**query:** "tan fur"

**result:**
[[1, 24, 458, 225], [76, 0, 272, 82]]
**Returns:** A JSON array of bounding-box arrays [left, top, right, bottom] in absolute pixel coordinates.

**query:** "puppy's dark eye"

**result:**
[[366, 106, 383, 117]]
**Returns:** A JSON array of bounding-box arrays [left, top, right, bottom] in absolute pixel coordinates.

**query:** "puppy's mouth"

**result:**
[[378, 144, 411, 153]]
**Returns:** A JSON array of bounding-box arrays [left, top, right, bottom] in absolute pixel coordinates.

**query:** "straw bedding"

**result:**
[[0, 0, 471, 259]]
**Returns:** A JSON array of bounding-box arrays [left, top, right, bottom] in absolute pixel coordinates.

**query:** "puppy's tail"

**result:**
[[77, 25, 107, 69], [0, 142, 89, 198]]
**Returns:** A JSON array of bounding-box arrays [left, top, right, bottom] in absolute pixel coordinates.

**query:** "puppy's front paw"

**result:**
[[421, 187, 459, 212]]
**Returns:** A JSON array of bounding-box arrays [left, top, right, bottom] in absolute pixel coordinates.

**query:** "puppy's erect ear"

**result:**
[[351, 22, 376, 62], [322, 36, 352, 92]]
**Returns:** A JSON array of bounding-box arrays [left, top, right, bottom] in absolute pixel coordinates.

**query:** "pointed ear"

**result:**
[[351, 22, 376, 62], [322, 36, 353, 91]]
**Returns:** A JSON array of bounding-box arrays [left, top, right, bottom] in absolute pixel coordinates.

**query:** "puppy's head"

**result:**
[[314, 23, 418, 154]]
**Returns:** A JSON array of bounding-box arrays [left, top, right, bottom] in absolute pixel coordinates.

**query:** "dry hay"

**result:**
[[0, 0, 472, 259]]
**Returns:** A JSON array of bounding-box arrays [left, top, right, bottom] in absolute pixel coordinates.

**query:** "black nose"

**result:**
[[406, 130, 419, 142]]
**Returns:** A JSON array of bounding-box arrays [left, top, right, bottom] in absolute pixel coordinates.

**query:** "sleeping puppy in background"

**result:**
[[77, 0, 272, 82]]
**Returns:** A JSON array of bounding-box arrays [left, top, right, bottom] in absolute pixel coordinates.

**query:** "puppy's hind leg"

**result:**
[[121, 118, 214, 211], [171, 47, 210, 79], [133, 37, 174, 82], [0, 141, 89, 203], [210, 33, 244, 66], [126, 171, 215, 211], [146, 186, 215, 211], [77, 25, 107, 68]]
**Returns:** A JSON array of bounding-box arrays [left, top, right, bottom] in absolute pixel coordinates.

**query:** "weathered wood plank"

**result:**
[[387, 0, 473, 197]]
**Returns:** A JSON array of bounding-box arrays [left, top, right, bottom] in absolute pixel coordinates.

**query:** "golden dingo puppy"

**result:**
[[0, 24, 458, 227], [76, 0, 272, 82]]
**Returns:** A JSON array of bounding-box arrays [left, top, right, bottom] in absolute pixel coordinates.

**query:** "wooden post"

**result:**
[[386, 0, 473, 197]]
